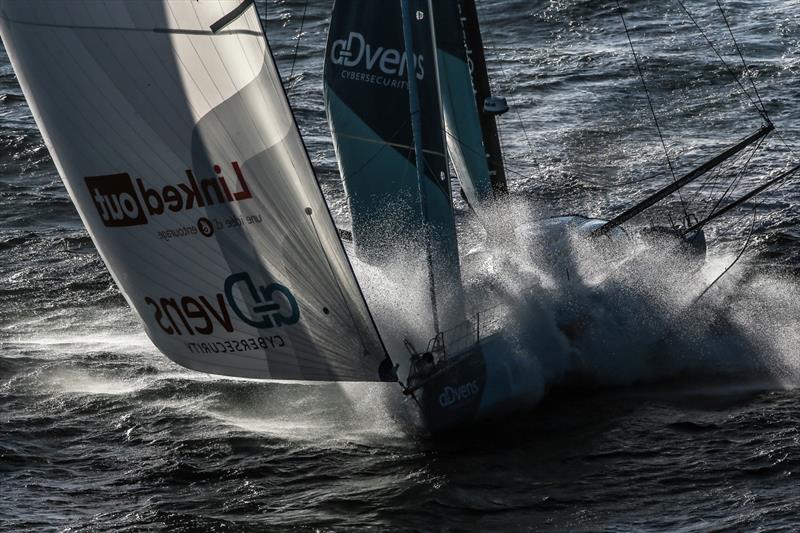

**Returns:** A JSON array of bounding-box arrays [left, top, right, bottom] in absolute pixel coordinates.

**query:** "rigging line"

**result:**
[[695, 155, 751, 221], [687, 145, 740, 202], [483, 31, 541, 168], [287, 0, 309, 91], [774, 128, 799, 159], [703, 185, 768, 241], [688, 134, 761, 208], [596, 123, 773, 235], [715, 191, 764, 233], [674, 0, 765, 119], [716, 0, 797, 160], [702, 134, 765, 218], [346, 117, 411, 178], [442, 127, 536, 182], [252, 2, 393, 366], [749, 170, 798, 236], [685, 161, 800, 234], [687, 152, 734, 206], [693, 205, 756, 304], [616, 0, 689, 220], [715, 0, 766, 114], [715, 2, 800, 171]]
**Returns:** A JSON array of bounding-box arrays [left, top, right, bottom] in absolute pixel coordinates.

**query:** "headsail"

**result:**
[[434, 0, 507, 206], [0, 0, 392, 382], [324, 0, 466, 333]]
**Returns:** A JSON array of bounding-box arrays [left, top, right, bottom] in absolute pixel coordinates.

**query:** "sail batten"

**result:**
[[1, 0, 391, 382]]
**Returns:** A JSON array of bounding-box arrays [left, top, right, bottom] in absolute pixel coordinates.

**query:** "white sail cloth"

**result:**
[[0, 1, 390, 381]]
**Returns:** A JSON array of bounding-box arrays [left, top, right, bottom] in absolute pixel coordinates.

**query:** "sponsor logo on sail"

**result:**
[[85, 161, 252, 228], [196, 217, 215, 237], [224, 271, 299, 330], [144, 271, 300, 337], [329, 31, 424, 86], [438, 380, 481, 407]]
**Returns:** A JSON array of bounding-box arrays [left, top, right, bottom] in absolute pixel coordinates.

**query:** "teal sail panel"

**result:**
[[435, 0, 508, 206], [324, 0, 465, 333], [433, 0, 494, 207]]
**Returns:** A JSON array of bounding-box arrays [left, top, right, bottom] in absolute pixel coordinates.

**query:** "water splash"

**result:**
[[471, 196, 800, 396], [358, 194, 800, 416]]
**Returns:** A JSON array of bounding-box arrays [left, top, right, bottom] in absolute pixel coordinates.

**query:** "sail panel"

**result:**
[[324, 0, 423, 260], [433, 0, 495, 207], [0, 0, 390, 382], [446, 0, 508, 199], [324, 0, 465, 332]]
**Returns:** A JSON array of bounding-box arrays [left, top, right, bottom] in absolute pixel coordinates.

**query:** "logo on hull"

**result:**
[[438, 380, 481, 407]]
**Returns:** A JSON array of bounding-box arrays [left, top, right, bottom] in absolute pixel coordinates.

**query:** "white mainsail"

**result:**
[[0, 0, 392, 382]]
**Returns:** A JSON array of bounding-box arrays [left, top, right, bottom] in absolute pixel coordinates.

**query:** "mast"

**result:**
[[401, 0, 441, 333], [595, 122, 774, 235], [458, 0, 508, 196]]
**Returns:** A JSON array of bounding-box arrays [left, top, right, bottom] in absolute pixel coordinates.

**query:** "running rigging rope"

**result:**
[[693, 205, 756, 304], [688, 162, 800, 304], [287, 0, 309, 92], [483, 31, 541, 170], [678, 0, 800, 230], [675, 0, 766, 120], [715, 0, 766, 114], [714, 0, 800, 159], [616, 0, 690, 221], [701, 135, 765, 221], [688, 133, 763, 215]]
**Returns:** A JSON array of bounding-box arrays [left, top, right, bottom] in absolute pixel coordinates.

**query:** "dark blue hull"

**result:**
[[418, 334, 541, 434]]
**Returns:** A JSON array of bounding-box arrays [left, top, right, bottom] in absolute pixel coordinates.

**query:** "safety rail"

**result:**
[[431, 303, 508, 360]]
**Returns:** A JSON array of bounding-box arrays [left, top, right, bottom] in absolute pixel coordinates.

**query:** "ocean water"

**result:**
[[2, 0, 800, 530]]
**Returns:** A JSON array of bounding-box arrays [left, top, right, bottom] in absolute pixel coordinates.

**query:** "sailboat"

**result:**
[[1, 0, 795, 435], [323, 0, 798, 429]]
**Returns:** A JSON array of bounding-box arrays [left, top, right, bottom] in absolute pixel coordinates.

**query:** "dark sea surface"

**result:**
[[2, 1, 800, 530]]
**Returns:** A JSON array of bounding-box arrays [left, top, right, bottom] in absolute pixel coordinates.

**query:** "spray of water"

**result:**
[[357, 194, 800, 417]]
